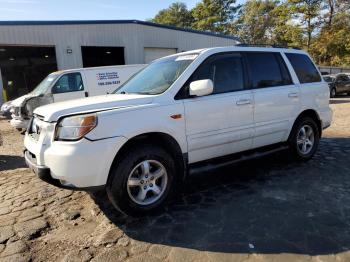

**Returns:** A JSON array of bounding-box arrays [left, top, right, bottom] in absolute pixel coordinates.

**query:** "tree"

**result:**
[[310, 11, 350, 66], [150, 0, 350, 67], [151, 2, 193, 28], [288, 0, 323, 50], [323, 0, 350, 26], [231, 0, 278, 44], [191, 0, 239, 33], [270, 2, 304, 47]]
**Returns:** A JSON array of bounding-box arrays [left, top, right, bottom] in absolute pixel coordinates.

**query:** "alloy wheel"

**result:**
[[297, 124, 315, 155], [126, 160, 168, 205]]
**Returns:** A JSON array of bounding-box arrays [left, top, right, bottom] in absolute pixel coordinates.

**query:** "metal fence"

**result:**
[[319, 66, 350, 75]]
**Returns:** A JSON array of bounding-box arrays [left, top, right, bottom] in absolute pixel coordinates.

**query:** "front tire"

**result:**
[[106, 144, 176, 216], [288, 117, 320, 161]]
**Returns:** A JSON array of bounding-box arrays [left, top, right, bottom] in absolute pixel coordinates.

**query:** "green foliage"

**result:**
[[191, 0, 238, 33], [151, 2, 193, 28], [287, 0, 324, 50], [231, 0, 279, 44], [270, 2, 304, 46], [310, 11, 350, 66], [151, 0, 350, 66]]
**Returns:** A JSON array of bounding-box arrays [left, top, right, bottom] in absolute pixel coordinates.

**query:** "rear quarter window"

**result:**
[[285, 53, 321, 84]]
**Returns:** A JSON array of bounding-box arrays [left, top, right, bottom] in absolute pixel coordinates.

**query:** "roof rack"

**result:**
[[235, 43, 301, 50]]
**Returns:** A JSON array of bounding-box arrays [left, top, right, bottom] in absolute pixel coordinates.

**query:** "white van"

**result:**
[[10, 64, 146, 129]]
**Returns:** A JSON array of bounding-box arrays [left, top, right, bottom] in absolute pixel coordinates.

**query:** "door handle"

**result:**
[[236, 99, 251, 105], [84, 91, 89, 97], [288, 92, 299, 98]]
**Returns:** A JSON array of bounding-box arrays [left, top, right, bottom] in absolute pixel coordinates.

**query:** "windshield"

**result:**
[[114, 54, 197, 95], [31, 73, 60, 96]]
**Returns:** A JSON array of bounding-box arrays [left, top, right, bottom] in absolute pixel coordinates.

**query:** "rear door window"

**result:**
[[285, 53, 321, 83], [245, 52, 292, 89]]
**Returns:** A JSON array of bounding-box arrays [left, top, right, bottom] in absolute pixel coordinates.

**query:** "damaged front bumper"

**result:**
[[10, 117, 30, 129]]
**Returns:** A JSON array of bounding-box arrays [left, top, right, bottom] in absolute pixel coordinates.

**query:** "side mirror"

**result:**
[[189, 79, 213, 97]]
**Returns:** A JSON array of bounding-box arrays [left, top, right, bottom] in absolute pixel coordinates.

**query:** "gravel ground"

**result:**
[[1, 97, 350, 261]]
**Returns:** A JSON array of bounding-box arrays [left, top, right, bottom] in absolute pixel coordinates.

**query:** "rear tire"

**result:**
[[288, 117, 320, 161], [106, 144, 176, 216]]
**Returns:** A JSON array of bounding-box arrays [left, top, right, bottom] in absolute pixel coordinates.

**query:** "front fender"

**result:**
[[85, 102, 188, 154]]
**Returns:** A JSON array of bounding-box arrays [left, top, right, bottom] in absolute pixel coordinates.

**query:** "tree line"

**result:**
[[151, 0, 350, 67]]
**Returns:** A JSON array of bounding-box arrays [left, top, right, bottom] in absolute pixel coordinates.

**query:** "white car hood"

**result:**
[[11, 94, 36, 107], [34, 94, 154, 122]]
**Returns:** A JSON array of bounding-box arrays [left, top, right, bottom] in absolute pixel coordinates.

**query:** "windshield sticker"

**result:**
[[175, 54, 198, 61]]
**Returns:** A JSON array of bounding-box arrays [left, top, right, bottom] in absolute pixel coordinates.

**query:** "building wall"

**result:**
[[0, 22, 238, 104], [0, 23, 238, 70]]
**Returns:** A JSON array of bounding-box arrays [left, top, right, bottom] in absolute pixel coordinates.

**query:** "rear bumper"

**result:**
[[319, 107, 333, 130], [24, 150, 104, 191]]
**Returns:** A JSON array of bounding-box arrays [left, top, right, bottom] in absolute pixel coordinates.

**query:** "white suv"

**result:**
[[24, 46, 332, 215]]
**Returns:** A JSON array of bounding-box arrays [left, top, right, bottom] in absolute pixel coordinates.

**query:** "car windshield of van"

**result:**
[[31, 73, 60, 96], [114, 54, 197, 95]]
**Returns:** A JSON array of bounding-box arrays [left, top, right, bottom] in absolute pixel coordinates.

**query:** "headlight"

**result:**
[[55, 113, 97, 141]]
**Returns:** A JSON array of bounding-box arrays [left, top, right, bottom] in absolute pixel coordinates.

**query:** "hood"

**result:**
[[34, 94, 154, 122], [11, 94, 36, 107]]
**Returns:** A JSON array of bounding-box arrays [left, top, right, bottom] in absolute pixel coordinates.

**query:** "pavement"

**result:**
[[1, 97, 350, 261]]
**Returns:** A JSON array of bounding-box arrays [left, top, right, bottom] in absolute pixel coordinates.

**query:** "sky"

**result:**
[[0, 0, 204, 21]]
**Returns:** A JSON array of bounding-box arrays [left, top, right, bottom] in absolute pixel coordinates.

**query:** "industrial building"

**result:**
[[0, 20, 239, 103]]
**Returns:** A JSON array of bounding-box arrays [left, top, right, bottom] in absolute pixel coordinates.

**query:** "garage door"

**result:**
[[144, 48, 177, 63], [0, 45, 57, 101]]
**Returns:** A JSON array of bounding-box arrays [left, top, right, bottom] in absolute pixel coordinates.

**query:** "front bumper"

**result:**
[[10, 118, 29, 129], [24, 149, 105, 191], [24, 133, 127, 189]]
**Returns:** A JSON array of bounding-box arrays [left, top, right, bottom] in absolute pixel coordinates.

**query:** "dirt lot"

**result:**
[[1, 97, 350, 262]]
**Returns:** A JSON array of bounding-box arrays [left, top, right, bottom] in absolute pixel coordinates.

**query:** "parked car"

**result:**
[[328, 73, 350, 98], [10, 64, 146, 130], [24, 46, 332, 216], [0, 100, 13, 119], [323, 75, 336, 98]]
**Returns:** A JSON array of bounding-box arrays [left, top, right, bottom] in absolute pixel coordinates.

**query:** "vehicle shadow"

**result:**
[[93, 137, 350, 256], [0, 155, 26, 171]]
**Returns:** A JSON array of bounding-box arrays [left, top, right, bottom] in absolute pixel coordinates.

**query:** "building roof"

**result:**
[[0, 20, 239, 41]]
